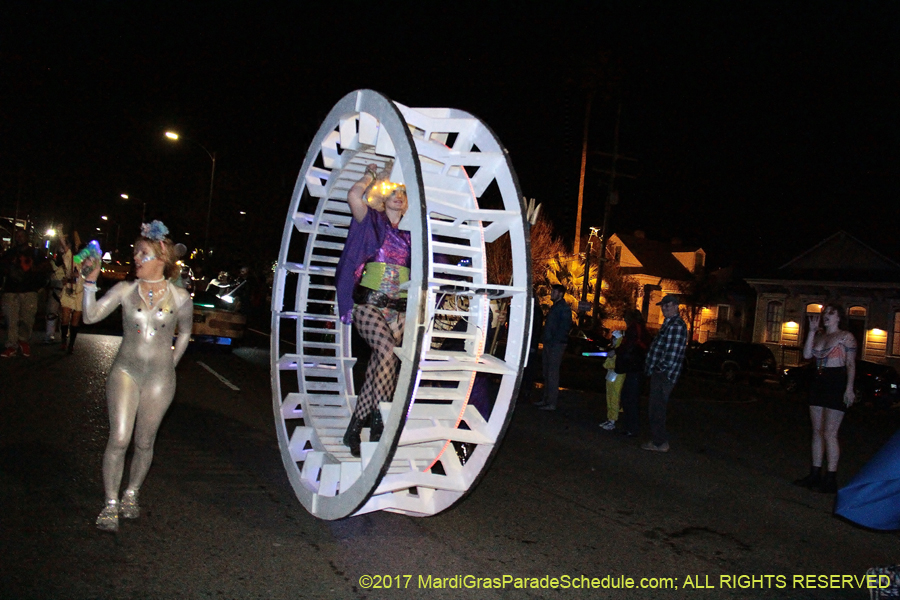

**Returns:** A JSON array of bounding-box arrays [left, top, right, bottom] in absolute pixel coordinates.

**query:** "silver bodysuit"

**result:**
[[83, 280, 193, 383], [83, 280, 193, 502]]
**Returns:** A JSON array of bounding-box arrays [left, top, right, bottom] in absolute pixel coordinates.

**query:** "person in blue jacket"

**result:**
[[534, 284, 572, 411]]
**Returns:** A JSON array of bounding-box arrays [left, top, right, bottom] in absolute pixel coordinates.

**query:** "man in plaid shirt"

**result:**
[[642, 294, 687, 452]]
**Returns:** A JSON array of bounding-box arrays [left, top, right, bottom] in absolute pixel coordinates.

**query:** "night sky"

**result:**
[[2, 1, 897, 274]]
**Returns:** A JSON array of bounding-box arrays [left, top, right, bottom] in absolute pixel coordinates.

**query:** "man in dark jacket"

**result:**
[[535, 284, 573, 411], [1, 230, 50, 358], [518, 294, 544, 403]]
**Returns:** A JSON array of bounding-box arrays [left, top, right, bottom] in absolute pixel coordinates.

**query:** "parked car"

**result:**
[[100, 262, 131, 281], [566, 327, 612, 359], [685, 340, 778, 383], [781, 360, 900, 409], [191, 289, 247, 347]]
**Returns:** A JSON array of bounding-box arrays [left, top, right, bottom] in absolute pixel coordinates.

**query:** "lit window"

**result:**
[[893, 311, 900, 356], [717, 305, 731, 334]]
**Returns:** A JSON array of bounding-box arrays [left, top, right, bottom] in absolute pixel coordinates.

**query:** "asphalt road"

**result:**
[[2, 330, 899, 599]]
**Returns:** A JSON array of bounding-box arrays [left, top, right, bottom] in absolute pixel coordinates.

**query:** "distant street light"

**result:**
[[165, 130, 216, 259], [122, 193, 148, 222]]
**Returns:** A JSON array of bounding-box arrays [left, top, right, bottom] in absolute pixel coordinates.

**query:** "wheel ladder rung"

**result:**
[[430, 240, 482, 256], [312, 240, 345, 251], [300, 326, 339, 336], [412, 386, 470, 401], [281, 262, 336, 277], [419, 351, 517, 375], [298, 341, 340, 350], [304, 393, 354, 407]]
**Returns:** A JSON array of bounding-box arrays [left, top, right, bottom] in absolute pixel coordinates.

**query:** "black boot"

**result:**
[[793, 465, 822, 489], [818, 470, 838, 494], [342, 415, 363, 457], [369, 410, 384, 442], [60, 325, 69, 350], [67, 325, 79, 353]]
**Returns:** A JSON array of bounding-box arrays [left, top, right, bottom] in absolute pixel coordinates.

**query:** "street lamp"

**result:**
[[165, 130, 216, 259], [44, 228, 56, 251]]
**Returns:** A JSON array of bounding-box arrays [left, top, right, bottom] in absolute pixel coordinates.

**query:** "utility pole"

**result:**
[[573, 91, 593, 254], [580, 232, 594, 304], [592, 102, 636, 317], [579, 227, 600, 327]]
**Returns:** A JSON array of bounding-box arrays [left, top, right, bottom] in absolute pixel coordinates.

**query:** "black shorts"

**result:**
[[809, 366, 849, 412]]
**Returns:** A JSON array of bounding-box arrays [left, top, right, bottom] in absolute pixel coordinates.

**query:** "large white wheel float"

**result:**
[[271, 90, 532, 519]]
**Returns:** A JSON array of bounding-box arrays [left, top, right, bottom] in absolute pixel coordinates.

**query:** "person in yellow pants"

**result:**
[[600, 330, 625, 430]]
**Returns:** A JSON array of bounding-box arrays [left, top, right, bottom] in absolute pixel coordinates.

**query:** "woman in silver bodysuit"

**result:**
[[82, 221, 193, 532]]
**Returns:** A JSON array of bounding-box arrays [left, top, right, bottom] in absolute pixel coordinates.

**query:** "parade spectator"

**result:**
[[518, 294, 543, 403], [642, 294, 687, 452], [535, 284, 572, 411], [794, 303, 857, 493], [1, 230, 50, 358], [599, 330, 625, 430], [206, 270, 232, 295], [43, 237, 66, 344], [191, 265, 208, 294], [232, 265, 257, 318], [617, 308, 651, 437], [57, 234, 85, 353]]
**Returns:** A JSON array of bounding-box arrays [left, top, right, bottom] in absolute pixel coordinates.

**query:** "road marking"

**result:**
[[197, 361, 241, 391]]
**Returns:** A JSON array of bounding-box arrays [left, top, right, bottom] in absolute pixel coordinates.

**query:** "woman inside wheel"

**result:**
[[82, 221, 193, 531], [335, 163, 411, 457], [794, 303, 857, 493]]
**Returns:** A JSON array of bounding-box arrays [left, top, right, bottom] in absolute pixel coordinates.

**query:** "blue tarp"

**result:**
[[835, 428, 900, 531]]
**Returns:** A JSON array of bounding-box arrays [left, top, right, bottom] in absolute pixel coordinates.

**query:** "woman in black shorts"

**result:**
[[794, 303, 857, 493]]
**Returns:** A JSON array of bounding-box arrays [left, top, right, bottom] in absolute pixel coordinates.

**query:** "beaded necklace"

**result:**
[[135, 278, 173, 337], [140, 277, 167, 309]]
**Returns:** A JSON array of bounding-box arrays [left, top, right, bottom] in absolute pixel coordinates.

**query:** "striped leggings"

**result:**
[[352, 304, 405, 420]]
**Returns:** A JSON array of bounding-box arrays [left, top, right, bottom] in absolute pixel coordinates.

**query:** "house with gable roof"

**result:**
[[604, 232, 751, 341], [745, 231, 900, 368], [608, 232, 704, 324]]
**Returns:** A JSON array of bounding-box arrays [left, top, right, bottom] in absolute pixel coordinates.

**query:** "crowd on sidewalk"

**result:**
[[526, 291, 686, 454], [519, 287, 884, 507], [1, 226, 97, 358]]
